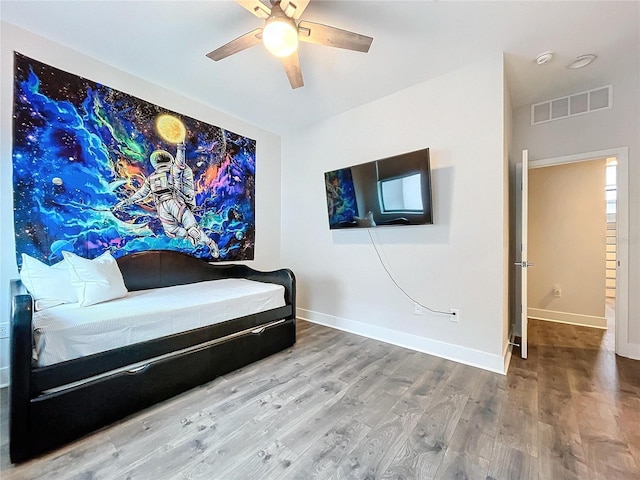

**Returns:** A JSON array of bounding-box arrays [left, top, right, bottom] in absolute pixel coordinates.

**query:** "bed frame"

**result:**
[[9, 250, 296, 463]]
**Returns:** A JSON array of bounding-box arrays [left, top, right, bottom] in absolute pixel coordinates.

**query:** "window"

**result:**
[[606, 161, 617, 218], [605, 158, 617, 299]]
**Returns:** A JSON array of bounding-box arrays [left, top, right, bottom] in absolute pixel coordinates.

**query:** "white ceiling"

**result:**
[[1, 1, 638, 135]]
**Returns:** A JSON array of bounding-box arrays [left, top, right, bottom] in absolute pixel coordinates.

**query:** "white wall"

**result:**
[[503, 60, 514, 359], [281, 55, 509, 373], [512, 61, 640, 357], [0, 22, 283, 386]]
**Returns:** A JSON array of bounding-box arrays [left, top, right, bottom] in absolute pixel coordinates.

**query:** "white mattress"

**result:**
[[33, 279, 285, 367]]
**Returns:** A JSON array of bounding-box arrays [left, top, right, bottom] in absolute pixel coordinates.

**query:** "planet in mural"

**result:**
[[156, 114, 187, 144]]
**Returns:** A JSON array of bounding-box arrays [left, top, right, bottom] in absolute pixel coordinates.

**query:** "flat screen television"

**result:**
[[324, 148, 433, 229]]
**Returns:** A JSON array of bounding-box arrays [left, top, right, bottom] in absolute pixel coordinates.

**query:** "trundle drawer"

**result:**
[[27, 319, 295, 457]]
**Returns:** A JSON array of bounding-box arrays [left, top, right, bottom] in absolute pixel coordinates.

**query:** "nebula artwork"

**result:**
[[12, 52, 256, 266]]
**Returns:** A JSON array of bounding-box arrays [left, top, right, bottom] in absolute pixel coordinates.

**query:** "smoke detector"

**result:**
[[535, 51, 554, 65]]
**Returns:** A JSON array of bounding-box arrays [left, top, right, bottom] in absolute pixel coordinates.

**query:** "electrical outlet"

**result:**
[[449, 309, 460, 323], [414, 303, 423, 315], [553, 285, 562, 297], [0, 323, 9, 339]]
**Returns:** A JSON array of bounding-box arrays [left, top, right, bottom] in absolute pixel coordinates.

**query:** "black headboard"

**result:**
[[116, 250, 234, 291], [115, 250, 295, 308]]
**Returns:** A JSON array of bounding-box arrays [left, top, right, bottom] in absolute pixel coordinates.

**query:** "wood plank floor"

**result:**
[[1, 316, 638, 480]]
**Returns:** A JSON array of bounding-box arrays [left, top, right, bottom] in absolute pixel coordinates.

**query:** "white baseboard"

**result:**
[[297, 308, 507, 375], [528, 308, 607, 329], [0, 367, 8, 388]]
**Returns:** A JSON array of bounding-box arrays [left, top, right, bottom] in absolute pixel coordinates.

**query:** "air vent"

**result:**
[[531, 85, 612, 125]]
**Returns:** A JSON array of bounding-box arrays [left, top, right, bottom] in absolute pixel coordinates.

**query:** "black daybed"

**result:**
[[9, 250, 296, 463]]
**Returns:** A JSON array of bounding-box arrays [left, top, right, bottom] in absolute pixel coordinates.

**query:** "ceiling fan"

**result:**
[[206, 0, 373, 89]]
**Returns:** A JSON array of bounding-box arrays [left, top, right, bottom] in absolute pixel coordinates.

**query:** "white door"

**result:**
[[515, 149, 532, 359]]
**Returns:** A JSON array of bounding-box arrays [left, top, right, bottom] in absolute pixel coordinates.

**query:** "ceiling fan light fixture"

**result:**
[[263, 16, 299, 58], [206, 0, 373, 89]]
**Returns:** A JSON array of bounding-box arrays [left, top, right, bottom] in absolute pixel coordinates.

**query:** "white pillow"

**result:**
[[62, 251, 128, 307], [19, 254, 78, 310]]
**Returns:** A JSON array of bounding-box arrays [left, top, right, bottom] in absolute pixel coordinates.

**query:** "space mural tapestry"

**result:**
[[12, 52, 256, 266]]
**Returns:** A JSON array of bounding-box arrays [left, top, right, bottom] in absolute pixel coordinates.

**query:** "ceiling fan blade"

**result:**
[[281, 51, 304, 89], [298, 21, 373, 53], [280, 0, 310, 19], [235, 0, 271, 19], [206, 29, 263, 61]]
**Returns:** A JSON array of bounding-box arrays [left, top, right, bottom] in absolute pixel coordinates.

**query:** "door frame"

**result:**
[[519, 150, 529, 359], [528, 146, 633, 359]]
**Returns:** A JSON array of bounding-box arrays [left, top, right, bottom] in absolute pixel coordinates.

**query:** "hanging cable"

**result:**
[[367, 228, 454, 317]]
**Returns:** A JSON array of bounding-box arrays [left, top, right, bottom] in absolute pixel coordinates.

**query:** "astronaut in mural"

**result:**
[[114, 142, 220, 258]]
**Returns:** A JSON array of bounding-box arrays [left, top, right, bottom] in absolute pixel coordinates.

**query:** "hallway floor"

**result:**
[[510, 301, 639, 479]]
